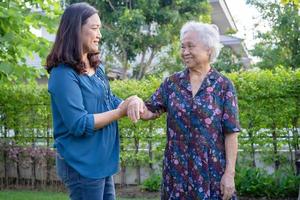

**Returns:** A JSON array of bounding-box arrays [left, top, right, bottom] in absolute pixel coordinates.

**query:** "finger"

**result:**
[[126, 108, 130, 116], [139, 101, 144, 113], [134, 104, 140, 121], [127, 109, 134, 121], [220, 183, 224, 195], [130, 105, 139, 123], [222, 187, 230, 200], [228, 187, 234, 199], [128, 109, 137, 122], [142, 104, 147, 112]]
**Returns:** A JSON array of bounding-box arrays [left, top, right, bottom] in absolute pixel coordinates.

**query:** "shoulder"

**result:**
[[48, 64, 80, 92], [50, 64, 79, 81], [50, 64, 77, 75], [165, 70, 186, 84], [212, 68, 235, 90]]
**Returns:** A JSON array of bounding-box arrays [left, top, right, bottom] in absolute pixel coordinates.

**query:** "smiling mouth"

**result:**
[[184, 58, 193, 62]]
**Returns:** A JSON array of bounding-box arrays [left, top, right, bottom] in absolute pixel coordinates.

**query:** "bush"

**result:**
[[0, 67, 299, 189], [141, 173, 161, 192], [236, 167, 300, 198]]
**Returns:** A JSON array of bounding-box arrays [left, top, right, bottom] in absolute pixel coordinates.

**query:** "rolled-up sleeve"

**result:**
[[222, 80, 241, 134], [49, 69, 95, 137]]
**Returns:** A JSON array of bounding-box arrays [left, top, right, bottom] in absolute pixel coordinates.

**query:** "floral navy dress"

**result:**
[[145, 68, 240, 200]]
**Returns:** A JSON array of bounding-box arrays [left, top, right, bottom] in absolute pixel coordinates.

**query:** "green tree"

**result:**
[[0, 0, 61, 82], [68, 0, 210, 79], [213, 47, 243, 73], [247, 0, 300, 69]]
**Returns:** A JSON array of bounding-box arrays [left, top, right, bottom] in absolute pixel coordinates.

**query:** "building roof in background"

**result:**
[[209, 0, 250, 65], [220, 35, 249, 57], [209, 0, 237, 34]]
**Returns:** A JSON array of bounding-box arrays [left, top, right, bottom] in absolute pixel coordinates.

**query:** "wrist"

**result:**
[[115, 108, 125, 118], [224, 169, 235, 177]]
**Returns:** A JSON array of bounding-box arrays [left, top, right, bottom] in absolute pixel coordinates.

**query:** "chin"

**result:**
[[89, 48, 99, 54], [185, 64, 194, 69]]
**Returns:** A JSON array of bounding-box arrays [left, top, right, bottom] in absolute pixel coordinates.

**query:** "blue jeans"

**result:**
[[56, 154, 116, 200]]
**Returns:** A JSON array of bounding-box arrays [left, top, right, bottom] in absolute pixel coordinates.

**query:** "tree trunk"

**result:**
[[249, 130, 256, 167], [16, 154, 20, 187], [31, 157, 36, 188], [3, 126, 8, 188], [134, 137, 140, 184], [272, 123, 280, 171], [3, 148, 8, 188], [120, 164, 126, 187], [46, 121, 51, 186], [248, 121, 256, 167], [148, 123, 154, 172], [137, 48, 155, 80]]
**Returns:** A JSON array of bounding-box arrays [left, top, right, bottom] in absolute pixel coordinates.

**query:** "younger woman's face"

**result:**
[[81, 13, 102, 54]]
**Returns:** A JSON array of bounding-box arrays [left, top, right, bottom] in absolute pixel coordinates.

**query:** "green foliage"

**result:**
[[236, 167, 300, 198], [229, 68, 300, 163], [213, 47, 243, 73], [0, 82, 51, 145], [67, 0, 210, 79], [0, 0, 61, 83], [247, 0, 300, 69], [0, 68, 299, 190], [281, 0, 300, 7], [141, 173, 162, 192], [111, 76, 167, 166]]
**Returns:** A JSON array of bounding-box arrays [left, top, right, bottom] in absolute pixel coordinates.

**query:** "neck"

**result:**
[[82, 53, 90, 67], [189, 63, 211, 77]]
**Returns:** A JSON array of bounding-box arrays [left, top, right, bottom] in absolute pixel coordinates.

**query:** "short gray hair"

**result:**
[[180, 21, 223, 63]]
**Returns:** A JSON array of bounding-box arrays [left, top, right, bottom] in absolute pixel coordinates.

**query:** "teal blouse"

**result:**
[[48, 64, 122, 179]]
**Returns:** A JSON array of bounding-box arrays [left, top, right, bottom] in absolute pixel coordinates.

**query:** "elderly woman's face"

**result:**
[[181, 31, 210, 69], [81, 13, 102, 54]]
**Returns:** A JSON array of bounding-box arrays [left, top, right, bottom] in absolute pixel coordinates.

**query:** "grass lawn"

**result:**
[[0, 190, 159, 200]]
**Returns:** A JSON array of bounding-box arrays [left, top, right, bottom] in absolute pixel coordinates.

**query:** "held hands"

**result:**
[[117, 95, 144, 121], [126, 96, 160, 122], [117, 95, 158, 122], [127, 96, 145, 123]]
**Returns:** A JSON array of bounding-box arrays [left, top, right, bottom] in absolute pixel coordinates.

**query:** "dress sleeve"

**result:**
[[49, 68, 95, 137], [145, 79, 168, 114], [222, 80, 241, 134]]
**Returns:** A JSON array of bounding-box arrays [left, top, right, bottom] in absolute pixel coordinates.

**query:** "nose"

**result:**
[[97, 29, 102, 39], [182, 48, 190, 56]]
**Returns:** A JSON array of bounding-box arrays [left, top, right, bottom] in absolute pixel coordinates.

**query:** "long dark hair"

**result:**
[[46, 2, 100, 74]]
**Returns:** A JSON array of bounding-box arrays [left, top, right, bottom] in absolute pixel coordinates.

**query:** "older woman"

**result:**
[[128, 21, 240, 200]]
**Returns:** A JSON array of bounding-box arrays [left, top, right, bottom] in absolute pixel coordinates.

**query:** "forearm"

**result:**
[[94, 109, 123, 130], [224, 133, 238, 176]]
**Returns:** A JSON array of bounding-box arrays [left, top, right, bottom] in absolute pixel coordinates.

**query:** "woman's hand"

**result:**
[[126, 96, 144, 123], [220, 172, 235, 200], [117, 95, 144, 120], [117, 98, 130, 117], [140, 106, 160, 120]]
